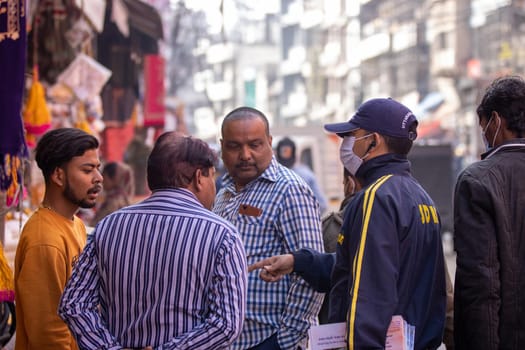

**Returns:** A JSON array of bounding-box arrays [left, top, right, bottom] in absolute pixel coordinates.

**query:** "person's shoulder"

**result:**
[[457, 158, 494, 184], [21, 209, 54, 234], [198, 209, 239, 234], [322, 209, 344, 224], [321, 210, 344, 253], [356, 175, 409, 206], [293, 163, 315, 178], [365, 173, 399, 192], [321, 210, 344, 235], [19, 211, 73, 249], [277, 163, 309, 186], [201, 211, 245, 247]]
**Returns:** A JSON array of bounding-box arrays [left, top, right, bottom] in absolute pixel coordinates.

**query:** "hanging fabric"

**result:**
[[29, 0, 80, 84], [74, 102, 93, 134], [23, 66, 52, 148], [0, 244, 14, 303], [0, 0, 29, 207]]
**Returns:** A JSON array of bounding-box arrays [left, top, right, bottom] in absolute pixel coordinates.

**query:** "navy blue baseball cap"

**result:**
[[324, 98, 418, 140]]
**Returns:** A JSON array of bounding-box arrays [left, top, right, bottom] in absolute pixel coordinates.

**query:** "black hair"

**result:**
[[276, 137, 296, 168], [476, 75, 525, 137], [147, 132, 218, 190], [222, 106, 270, 136], [379, 121, 417, 155], [35, 128, 99, 182], [102, 162, 119, 179]]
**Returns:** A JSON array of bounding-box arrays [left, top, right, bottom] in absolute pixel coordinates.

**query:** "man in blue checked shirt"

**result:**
[[213, 106, 325, 350], [59, 132, 248, 349]]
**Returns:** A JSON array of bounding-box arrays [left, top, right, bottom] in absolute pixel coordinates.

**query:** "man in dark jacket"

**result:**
[[325, 98, 446, 349], [454, 75, 525, 349], [250, 98, 448, 349]]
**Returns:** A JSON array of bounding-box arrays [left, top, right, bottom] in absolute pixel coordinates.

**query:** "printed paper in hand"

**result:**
[[309, 322, 346, 350], [385, 315, 415, 350]]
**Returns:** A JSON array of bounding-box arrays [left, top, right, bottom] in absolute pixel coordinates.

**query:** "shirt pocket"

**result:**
[[235, 214, 283, 260]]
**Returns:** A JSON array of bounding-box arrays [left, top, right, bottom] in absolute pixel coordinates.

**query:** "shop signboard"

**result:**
[[143, 54, 165, 127]]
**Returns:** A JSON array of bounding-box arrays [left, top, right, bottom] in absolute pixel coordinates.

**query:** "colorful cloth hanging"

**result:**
[[23, 66, 52, 147], [0, 244, 14, 302], [0, 0, 29, 206]]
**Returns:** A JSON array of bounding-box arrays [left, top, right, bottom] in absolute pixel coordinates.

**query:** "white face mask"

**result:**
[[481, 115, 501, 151], [339, 134, 372, 175]]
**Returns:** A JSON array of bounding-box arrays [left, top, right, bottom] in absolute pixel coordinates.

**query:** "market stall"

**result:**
[[1, 0, 29, 249], [2, 0, 164, 260]]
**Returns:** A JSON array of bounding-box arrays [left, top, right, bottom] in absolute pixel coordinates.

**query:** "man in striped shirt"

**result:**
[[59, 132, 248, 349], [213, 107, 324, 350]]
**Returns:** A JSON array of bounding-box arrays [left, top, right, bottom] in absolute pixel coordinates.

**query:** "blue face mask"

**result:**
[[481, 115, 501, 151]]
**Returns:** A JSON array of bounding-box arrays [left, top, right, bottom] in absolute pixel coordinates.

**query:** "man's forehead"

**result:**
[[226, 116, 264, 128], [69, 149, 100, 164], [223, 134, 267, 143], [223, 126, 268, 139]]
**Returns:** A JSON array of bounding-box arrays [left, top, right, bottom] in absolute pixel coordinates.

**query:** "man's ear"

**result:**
[[370, 135, 377, 148], [193, 168, 203, 192], [50, 167, 65, 187], [494, 111, 516, 139], [493, 111, 506, 128], [369, 133, 387, 155], [367, 133, 380, 152]]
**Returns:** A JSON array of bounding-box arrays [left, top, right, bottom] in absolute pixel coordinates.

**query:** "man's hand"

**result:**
[[248, 254, 294, 282]]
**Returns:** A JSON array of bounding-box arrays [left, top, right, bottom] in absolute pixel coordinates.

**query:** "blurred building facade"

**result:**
[[186, 0, 525, 160]]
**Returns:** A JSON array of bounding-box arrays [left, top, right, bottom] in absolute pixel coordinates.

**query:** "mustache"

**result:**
[[88, 184, 103, 194], [236, 162, 256, 168]]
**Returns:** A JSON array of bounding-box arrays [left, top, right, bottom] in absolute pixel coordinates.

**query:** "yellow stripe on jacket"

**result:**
[[347, 175, 393, 350]]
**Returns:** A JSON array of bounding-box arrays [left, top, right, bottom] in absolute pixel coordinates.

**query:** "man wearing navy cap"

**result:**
[[326, 98, 446, 349], [250, 98, 447, 349]]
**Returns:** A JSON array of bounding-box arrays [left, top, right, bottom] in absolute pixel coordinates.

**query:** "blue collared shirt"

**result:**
[[213, 157, 324, 350], [59, 188, 248, 349], [292, 163, 328, 214]]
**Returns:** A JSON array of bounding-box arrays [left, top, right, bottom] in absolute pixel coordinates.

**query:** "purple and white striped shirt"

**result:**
[[59, 188, 247, 349]]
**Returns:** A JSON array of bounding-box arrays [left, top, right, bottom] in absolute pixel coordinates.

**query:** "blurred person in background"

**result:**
[[454, 75, 525, 349], [275, 137, 328, 214], [15, 128, 102, 350], [321, 168, 361, 253], [59, 132, 247, 349], [213, 107, 324, 350], [124, 128, 152, 196], [90, 161, 134, 226]]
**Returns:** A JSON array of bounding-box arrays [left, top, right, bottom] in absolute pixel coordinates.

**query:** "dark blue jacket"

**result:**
[[328, 154, 446, 350]]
